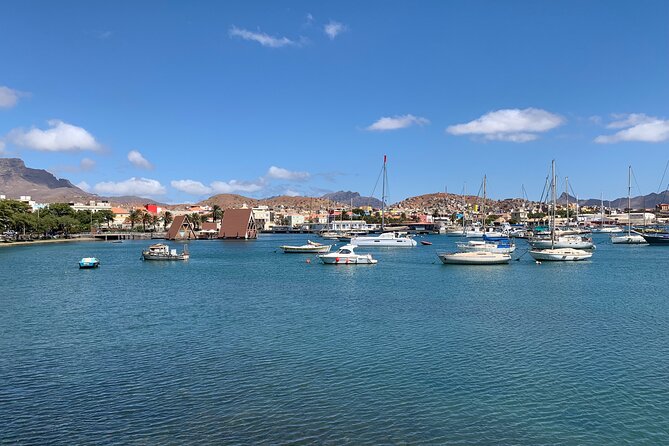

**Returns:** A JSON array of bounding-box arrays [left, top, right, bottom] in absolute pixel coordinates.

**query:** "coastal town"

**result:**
[[1, 189, 667, 243]]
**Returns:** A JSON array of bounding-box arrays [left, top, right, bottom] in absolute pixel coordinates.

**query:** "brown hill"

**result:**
[[200, 194, 343, 210], [0, 157, 93, 202]]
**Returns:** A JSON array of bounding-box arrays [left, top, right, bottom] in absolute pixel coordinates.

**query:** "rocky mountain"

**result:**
[[558, 191, 669, 209], [0, 158, 93, 202], [321, 191, 384, 209]]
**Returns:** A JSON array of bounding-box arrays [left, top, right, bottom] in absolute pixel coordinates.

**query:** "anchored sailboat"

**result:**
[[612, 166, 646, 244]]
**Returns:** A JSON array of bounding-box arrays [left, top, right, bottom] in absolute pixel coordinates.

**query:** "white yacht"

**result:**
[[529, 160, 594, 262], [318, 244, 378, 264], [529, 234, 594, 249], [438, 251, 511, 265], [351, 231, 417, 247], [280, 240, 332, 253], [611, 166, 647, 245], [456, 236, 516, 254], [351, 155, 417, 247]]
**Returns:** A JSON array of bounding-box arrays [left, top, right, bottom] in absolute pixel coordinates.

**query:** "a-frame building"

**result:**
[[219, 208, 258, 239], [166, 214, 197, 240]]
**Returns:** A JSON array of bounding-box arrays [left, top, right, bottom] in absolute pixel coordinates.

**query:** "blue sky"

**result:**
[[1, 1, 668, 203]]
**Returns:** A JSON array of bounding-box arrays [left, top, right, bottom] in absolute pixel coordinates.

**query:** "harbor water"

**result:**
[[1, 234, 668, 444]]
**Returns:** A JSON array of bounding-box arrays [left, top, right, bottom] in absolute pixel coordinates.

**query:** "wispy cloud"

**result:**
[[266, 166, 310, 181], [446, 108, 564, 142], [76, 181, 91, 192], [127, 150, 154, 169], [0, 140, 5, 153], [80, 157, 96, 171], [0, 86, 27, 109], [93, 177, 166, 197], [324, 21, 346, 40], [229, 26, 298, 48], [366, 114, 430, 131], [6, 119, 102, 151], [595, 113, 669, 143], [171, 165, 313, 196]]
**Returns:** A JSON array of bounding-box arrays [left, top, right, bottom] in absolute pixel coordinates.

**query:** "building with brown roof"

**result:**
[[219, 208, 258, 239], [166, 214, 197, 240]]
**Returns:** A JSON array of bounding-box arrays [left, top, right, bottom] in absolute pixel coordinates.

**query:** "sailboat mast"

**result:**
[[551, 160, 556, 249], [482, 175, 487, 232], [628, 165, 632, 236], [600, 192, 604, 229], [381, 155, 386, 230], [565, 176, 569, 225]]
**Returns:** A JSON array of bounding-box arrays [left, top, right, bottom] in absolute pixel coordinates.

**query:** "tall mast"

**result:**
[[565, 176, 569, 226], [381, 155, 386, 230], [628, 165, 632, 236], [600, 192, 604, 228], [462, 183, 466, 231], [551, 160, 556, 248], [482, 175, 487, 232]]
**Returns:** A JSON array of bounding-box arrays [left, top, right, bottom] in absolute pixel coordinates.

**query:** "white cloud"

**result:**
[[6, 119, 101, 151], [229, 26, 297, 48], [366, 114, 430, 131], [284, 189, 302, 197], [0, 86, 24, 108], [324, 21, 346, 40], [606, 113, 655, 129], [93, 177, 166, 196], [171, 179, 212, 195], [446, 108, 565, 142], [595, 114, 669, 143], [80, 157, 96, 171], [266, 166, 310, 181], [127, 150, 153, 169], [76, 181, 91, 192], [211, 179, 263, 194]]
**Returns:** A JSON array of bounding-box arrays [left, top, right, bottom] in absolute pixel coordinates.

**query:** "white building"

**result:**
[[328, 220, 373, 231], [285, 214, 306, 227], [70, 200, 112, 213]]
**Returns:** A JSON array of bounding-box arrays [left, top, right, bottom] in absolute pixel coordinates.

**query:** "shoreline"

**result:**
[[0, 237, 99, 248]]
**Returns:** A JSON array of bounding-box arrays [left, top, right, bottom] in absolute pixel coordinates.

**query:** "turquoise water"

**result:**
[[1, 234, 668, 444]]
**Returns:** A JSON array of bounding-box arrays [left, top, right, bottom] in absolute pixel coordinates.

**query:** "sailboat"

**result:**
[[530, 160, 593, 262], [350, 155, 417, 247], [591, 193, 622, 233], [611, 166, 646, 244]]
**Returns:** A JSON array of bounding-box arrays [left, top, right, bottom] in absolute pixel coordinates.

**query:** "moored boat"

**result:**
[[529, 247, 593, 261], [640, 232, 669, 245], [318, 244, 378, 264], [142, 243, 189, 261], [280, 240, 332, 253], [79, 257, 100, 269], [437, 251, 511, 265], [529, 234, 594, 249], [611, 233, 646, 244], [351, 231, 417, 247]]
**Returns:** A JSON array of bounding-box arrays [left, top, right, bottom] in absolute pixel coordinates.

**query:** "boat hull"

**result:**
[[351, 233, 417, 247], [611, 234, 647, 244], [319, 255, 377, 264], [142, 254, 189, 261], [640, 233, 669, 245], [437, 252, 511, 265], [529, 238, 594, 249], [529, 248, 592, 261], [280, 245, 331, 253]]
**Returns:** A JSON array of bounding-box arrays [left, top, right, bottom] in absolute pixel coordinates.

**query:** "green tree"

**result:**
[[141, 211, 152, 232], [190, 213, 202, 230], [128, 209, 142, 230], [163, 211, 173, 230], [48, 203, 75, 217], [211, 205, 223, 223]]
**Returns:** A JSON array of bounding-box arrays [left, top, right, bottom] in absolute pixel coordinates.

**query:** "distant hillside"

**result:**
[[558, 191, 669, 209], [199, 194, 337, 210], [0, 157, 93, 202], [0, 158, 166, 206], [321, 191, 383, 208]]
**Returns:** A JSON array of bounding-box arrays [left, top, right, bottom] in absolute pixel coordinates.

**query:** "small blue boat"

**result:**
[[79, 257, 100, 269]]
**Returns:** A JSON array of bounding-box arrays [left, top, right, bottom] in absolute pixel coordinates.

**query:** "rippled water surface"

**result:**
[[1, 234, 669, 444]]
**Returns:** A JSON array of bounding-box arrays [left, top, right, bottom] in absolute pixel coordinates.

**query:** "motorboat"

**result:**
[[529, 234, 594, 249], [351, 231, 417, 247], [456, 236, 516, 254], [437, 251, 511, 265], [529, 248, 593, 261], [640, 232, 669, 245], [465, 226, 484, 238], [79, 257, 100, 269], [611, 233, 646, 244], [445, 228, 466, 237], [591, 226, 623, 234], [318, 244, 378, 264], [142, 243, 189, 261], [280, 240, 332, 253]]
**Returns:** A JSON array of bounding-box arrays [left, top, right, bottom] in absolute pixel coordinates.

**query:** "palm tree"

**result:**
[[163, 211, 173, 230], [128, 209, 142, 230], [211, 205, 223, 223], [141, 211, 152, 232], [190, 212, 202, 231], [151, 214, 160, 231]]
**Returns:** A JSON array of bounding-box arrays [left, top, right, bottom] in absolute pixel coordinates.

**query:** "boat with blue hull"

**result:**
[[79, 257, 100, 269], [641, 232, 669, 245]]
